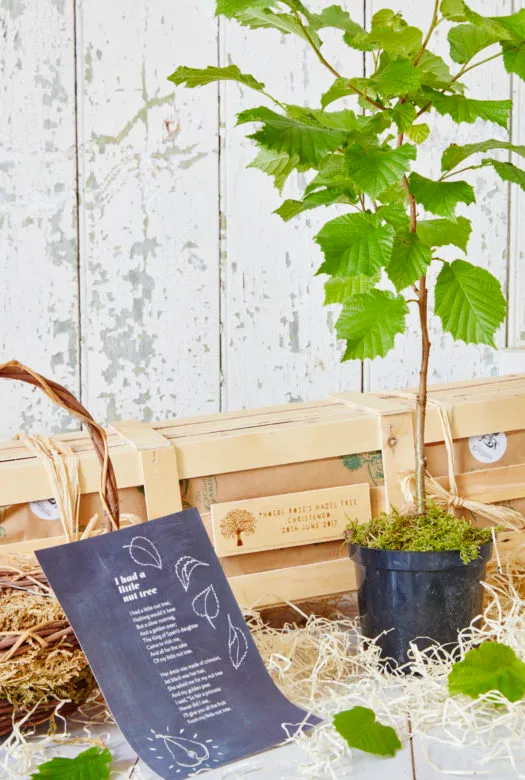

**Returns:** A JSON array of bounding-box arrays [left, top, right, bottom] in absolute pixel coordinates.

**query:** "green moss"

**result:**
[[345, 503, 494, 564]]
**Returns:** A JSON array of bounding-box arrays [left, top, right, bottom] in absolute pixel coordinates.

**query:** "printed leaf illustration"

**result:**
[[448, 642, 525, 702], [333, 706, 402, 756], [31, 747, 112, 779], [227, 614, 249, 670], [123, 536, 163, 570], [175, 555, 210, 592], [149, 731, 210, 769], [192, 584, 220, 628]]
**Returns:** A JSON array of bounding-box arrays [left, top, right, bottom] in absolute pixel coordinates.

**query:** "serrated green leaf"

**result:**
[[387, 231, 432, 291], [238, 106, 344, 168], [417, 50, 457, 90], [427, 91, 511, 129], [334, 706, 402, 756], [311, 4, 362, 38], [275, 189, 347, 221], [345, 143, 416, 199], [371, 9, 405, 30], [502, 41, 525, 80], [448, 642, 525, 702], [405, 123, 430, 144], [409, 173, 475, 219], [417, 217, 471, 252], [378, 182, 409, 205], [484, 158, 525, 191], [391, 102, 417, 133], [216, 0, 276, 17], [441, 0, 468, 23], [336, 290, 409, 360], [168, 64, 265, 92], [448, 24, 501, 63], [312, 109, 359, 131], [350, 24, 423, 57], [320, 78, 357, 108], [247, 148, 304, 192], [435, 260, 506, 346], [324, 273, 380, 304], [31, 747, 112, 779], [305, 154, 356, 197], [233, 7, 322, 45], [376, 203, 410, 230], [441, 140, 525, 172], [372, 56, 421, 98], [315, 212, 395, 277]]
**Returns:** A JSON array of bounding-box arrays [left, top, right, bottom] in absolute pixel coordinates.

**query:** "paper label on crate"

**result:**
[[36, 510, 320, 780], [468, 432, 507, 464], [30, 498, 61, 521], [211, 483, 371, 558]]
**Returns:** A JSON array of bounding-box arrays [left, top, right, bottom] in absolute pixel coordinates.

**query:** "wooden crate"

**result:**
[[1, 374, 525, 611]]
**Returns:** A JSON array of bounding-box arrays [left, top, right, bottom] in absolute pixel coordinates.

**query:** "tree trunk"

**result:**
[[236, 530, 243, 547], [416, 273, 431, 514]]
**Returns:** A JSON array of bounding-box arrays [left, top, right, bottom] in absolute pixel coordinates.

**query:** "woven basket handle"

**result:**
[[0, 360, 119, 531]]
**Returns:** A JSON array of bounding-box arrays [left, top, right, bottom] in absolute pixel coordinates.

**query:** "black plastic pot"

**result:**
[[349, 542, 492, 667]]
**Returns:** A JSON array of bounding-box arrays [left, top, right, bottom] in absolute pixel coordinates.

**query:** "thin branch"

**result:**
[[413, 0, 440, 67], [291, 9, 386, 111], [440, 164, 481, 181]]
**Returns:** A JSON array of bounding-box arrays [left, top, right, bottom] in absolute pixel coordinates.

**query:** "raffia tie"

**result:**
[[382, 392, 525, 533]]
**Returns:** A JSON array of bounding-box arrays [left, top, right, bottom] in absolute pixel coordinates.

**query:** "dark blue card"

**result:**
[[36, 509, 320, 778]]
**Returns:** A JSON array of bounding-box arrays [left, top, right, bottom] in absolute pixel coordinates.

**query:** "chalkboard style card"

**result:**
[[36, 509, 321, 779]]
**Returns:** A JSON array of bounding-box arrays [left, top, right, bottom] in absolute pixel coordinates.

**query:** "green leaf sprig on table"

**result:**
[[333, 706, 402, 756], [30, 746, 112, 780], [170, 0, 525, 513], [448, 641, 525, 702]]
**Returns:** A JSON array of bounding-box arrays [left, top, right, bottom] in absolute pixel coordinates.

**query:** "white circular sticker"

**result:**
[[468, 432, 507, 464], [30, 498, 60, 521]]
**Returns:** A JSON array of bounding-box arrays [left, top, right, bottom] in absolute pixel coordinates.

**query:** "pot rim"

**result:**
[[348, 541, 492, 572]]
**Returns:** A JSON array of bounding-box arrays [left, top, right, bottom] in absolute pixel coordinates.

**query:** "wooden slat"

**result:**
[[228, 558, 357, 609]]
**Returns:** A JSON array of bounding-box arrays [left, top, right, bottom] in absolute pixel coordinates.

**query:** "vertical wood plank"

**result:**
[[219, 5, 365, 410], [76, 0, 220, 425], [0, 0, 79, 438], [508, 0, 525, 349], [366, 0, 513, 392]]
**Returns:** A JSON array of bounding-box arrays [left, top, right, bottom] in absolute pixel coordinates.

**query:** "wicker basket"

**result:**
[[0, 360, 120, 736]]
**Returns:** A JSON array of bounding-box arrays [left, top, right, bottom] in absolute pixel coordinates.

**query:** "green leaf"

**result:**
[[448, 642, 525, 702], [387, 231, 432, 291], [234, 8, 321, 44], [31, 747, 112, 780], [345, 143, 416, 199], [350, 24, 423, 57], [448, 24, 502, 63], [336, 291, 409, 360], [441, 140, 525, 172], [441, 0, 468, 23], [333, 706, 402, 756], [391, 102, 417, 133], [238, 106, 344, 168], [417, 217, 472, 252], [312, 5, 362, 38], [321, 78, 357, 108], [376, 203, 410, 231], [485, 158, 525, 191], [324, 273, 380, 304], [275, 189, 347, 221], [168, 64, 265, 92], [312, 109, 359, 131], [216, 0, 276, 17], [315, 212, 395, 277], [409, 173, 475, 219], [372, 56, 421, 98], [405, 123, 430, 144], [417, 50, 456, 90], [305, 154, 356, 197], [247, 148, 304, 192], [435, 260, 506, 346], [427, 91, 511, 129], [502, 41, 525, 80]]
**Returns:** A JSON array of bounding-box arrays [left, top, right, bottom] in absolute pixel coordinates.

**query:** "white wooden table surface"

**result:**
[[4, 721, 525, 779]]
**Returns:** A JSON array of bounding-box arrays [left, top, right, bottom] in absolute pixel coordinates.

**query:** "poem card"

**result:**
[[37, 509, 320, 779]]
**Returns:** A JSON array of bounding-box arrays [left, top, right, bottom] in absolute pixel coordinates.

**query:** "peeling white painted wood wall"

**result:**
[[0, 0, 523, 439]]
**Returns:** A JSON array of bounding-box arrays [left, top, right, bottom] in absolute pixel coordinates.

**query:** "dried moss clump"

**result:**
[[345, 504, 493, 564]]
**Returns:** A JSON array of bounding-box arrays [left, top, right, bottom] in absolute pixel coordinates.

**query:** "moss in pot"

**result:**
[[345, 504, 494, 665]]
